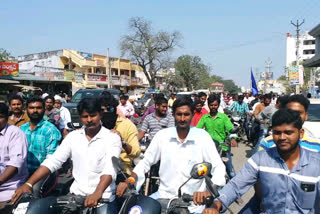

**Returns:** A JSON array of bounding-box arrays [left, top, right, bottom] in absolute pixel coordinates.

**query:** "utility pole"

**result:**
[[264, 58, 272, 94], [291, 19, 304, 94], [107, 48, 112, 88]]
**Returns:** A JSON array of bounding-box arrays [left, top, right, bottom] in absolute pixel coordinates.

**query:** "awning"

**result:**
[[13, 84, 42, 91], [0, 74, 48, 81], [304, 54, 320, 67], [0, 79, 20, 84]]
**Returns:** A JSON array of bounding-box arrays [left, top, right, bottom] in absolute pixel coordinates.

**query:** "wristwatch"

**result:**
[[122, 141, 127, 148]]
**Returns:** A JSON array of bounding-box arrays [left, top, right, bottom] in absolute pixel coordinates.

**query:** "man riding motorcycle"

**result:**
[[117, 97, 226, 213], [12, 98, 122, 213], [203, 108, 320, 213]]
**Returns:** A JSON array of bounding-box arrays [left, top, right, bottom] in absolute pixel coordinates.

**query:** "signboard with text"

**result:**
[[0, 62, 19, 76], [289, 66, 299, 85], [87, 74, 108, 84]]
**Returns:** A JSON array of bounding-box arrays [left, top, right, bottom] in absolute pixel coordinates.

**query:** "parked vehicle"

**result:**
[[63, 89, 121, 126]]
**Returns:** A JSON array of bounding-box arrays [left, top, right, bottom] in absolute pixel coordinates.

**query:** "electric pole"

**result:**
[[264, 58, 272, 94], [107, 48, 112, 88], [291, 19, 305, 94]]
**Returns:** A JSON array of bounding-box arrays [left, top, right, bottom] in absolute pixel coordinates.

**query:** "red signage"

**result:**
[[88, 74, 107, 82], [0, 62, 19, 76]]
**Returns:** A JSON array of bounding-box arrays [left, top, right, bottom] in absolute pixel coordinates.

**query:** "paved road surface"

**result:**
[[225, 142, 255, 214]]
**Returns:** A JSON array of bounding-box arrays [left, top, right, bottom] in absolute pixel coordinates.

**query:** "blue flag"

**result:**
[[251, 69, 258, 95]]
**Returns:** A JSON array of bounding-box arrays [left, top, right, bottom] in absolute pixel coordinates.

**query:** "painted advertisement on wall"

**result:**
[[0, 62, 19, 76], [289, 66, 299, 85]]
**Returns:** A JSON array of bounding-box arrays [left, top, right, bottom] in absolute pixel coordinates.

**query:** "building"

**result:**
[[257, 80, 286, 94], [286, 32, 316, 67], [17, 50, 146, 95]]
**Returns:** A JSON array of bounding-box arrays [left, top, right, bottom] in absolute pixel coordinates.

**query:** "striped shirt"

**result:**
[[259, 132, 320, 152], [141, 112, 175, 140], [219, 145, 320, 213], [21, 120, 61, 175]]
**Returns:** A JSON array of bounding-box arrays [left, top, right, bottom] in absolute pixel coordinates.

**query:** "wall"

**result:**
[[286, 33, 316, 67], [19, 50, 63, 73]]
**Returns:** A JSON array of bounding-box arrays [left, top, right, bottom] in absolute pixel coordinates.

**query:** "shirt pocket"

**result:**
[[89, 149, 106, 174], [294, 182, 317, 209]]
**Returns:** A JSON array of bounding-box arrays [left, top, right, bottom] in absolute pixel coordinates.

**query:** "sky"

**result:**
[[1, 0, 320, 88]]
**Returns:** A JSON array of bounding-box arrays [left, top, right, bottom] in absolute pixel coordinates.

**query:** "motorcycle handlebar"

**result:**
[[182, 193, 193, 202], [56, 195, 110, 205]]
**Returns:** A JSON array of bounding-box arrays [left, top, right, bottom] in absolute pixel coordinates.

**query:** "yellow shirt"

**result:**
[[168, 98, 176, 107], [115, 117, 141, 175]]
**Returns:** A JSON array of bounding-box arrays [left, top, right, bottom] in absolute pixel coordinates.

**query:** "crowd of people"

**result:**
[[0, 89, 320, 214]]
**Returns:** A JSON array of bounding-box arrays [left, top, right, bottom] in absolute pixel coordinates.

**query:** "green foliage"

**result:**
[[0, 48, 10, 62], [175, 54, 240, 93], [119, 17, 182, 88]]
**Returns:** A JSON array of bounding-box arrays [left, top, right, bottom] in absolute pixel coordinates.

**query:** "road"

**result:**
[[225, 142, 255, 214]]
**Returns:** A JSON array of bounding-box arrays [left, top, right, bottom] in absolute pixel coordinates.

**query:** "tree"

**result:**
[[0, 48, 10, 62], [221, 79, 240, 94], [277, 75, 287, 81], [164, 72, 185, 92], [175, 55, 209, 91], [120, 17, 182, 88]]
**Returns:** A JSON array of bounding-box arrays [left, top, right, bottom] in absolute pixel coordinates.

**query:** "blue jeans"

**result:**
[[225, 150, 236, 178]]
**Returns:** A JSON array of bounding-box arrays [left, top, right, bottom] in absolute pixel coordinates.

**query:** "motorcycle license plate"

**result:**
[[13, 202, 29, 214]]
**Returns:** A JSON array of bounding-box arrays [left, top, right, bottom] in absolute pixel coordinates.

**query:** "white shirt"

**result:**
[[243, 97, 250, 104], [59, 106, 72, 130], [42, 126, 122, 201], [118, 101, 135, 117], [133, 127, 226, 211]]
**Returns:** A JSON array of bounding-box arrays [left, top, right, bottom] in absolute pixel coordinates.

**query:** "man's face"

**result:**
[[156, 103, 168, 116], [174, 105, 192, 130], [208, 100, 219, 115], [287, 102, 308, 122], [120, 98, 126, 105], [195, 104, 203, 113], [199, 96, 207, 103], [0, 113, 8, 131], [27, 102, 44, 123], [45, 99, 54, 111], [54, 100, 62, 109], [273, 123, 303, 154], [10, 99, 23, 115], [264, 98, 271, 107], [238, 97, 244, 103], [80, 110, 102, 131]]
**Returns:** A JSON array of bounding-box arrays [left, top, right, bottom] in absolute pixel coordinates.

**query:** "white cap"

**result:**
[[41, 93, 49, 99], [54, 95, 62, 101]]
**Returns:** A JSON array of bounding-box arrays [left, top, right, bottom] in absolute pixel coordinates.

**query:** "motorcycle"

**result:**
[[11, 193, 110, 214], [114, 156, 220, 214], [216, 127, 239, 183], [230, 112, 246, 142]]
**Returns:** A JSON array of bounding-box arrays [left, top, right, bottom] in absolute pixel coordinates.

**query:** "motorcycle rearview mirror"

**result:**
[[178, 162, 212, 197], [190, 162, 212, 179]]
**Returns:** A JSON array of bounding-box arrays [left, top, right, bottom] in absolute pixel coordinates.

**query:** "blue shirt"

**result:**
[[259, 133, 320, 152], [228, 101, 249, 115], [21, 120, 61, 174], [219, 145, 320, 213]]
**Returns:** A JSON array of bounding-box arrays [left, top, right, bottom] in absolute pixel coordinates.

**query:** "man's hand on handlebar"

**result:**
[[85, 192, 102, 207], [11, 184, 32, 204], [193, 191, 211, 205], [116, 182, 128, 197]]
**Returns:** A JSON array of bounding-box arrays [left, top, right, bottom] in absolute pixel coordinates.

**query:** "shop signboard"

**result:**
[[0, 62, 19, 76], [79, 52, 92, 59], [75, 72, 84, 83], [40, 72, 54, 80], [54, 72, 64, 81], [88, 74, 107, 83], [96, 59, 105, 67], [112, 76, 120, 85], [64, 71, 75, 82], [289, 66, 299, 85]]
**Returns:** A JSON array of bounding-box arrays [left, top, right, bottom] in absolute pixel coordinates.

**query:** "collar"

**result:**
[[80, 125, 105, 142], [0, 123, 9, 136], [170, 127, 196, 145], [204, 112, 222, 119], [30, 119, 45, 130], [273, 141, 309, 168]]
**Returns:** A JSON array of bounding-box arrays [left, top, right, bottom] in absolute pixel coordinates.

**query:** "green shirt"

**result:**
[[196, 112, 233, 143]]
